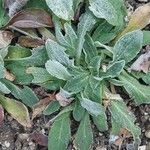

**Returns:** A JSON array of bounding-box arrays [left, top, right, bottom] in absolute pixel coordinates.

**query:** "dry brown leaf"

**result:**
[[55, 89, 74, 107], [18, 36, 44, 48], [32, 94, 55, 120], [5, 70, 15, 81], [129, 48, 150, 73], [116, 3, 150, 40], [0, 105, 4, 125], [4, 0, 29, 17], [30, 131, 48, 146], [0, 30, 14, 49], [6, 8, 53, 28], [113, 128, 131, 149]]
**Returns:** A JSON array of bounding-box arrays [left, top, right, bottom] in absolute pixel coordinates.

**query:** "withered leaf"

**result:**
[[18, 36, 44, 48], [0, 105, 4, 125], [32, 94, 55, 120], [129, 48, 150, 73], [0, 94, 31, 127], [116, 3, 150, 40], [0, 30, 14, 49], [30, 131, 48, 146], [5, 70, 15, 81], [55, 88, 74, 107], [6, 8, 53, 28]]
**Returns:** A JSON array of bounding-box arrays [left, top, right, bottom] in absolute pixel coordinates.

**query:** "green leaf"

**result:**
[[46, 39, 72, 66], [26, 67, 54, 84], [101, 60, 125, 79], [92, 20, 116, 43], [92, 113, 108, 132], [84, 77, 103, 103], [83, 34, 98, 64], [89, 0, 125, 26], [0, 0, 9, 27], [46, 0, 74, 20], [73, 100, 85, 121], [0, 94, 31, 127], [5, 46, 48, 66], [6, 63, 33, 85], [113, 30, 143, 63], [64, 72, 89, 93], [0, 62, 5, 79], [74, 112, 93, 150], [142, 71, 150, 84], [80, 96, 104, 116], [54, 17, 77, 55], [45, 60, 71, 80], [1, 79, 39, 107], [0, 81, 10, 94], [48, 112, 71, 150], [119, 71, 150, 105], [143, 30, 150, 46], [43, 101, 60, 115], [108, 99, 141, 147], [76, 11, 97, 64], [6, 45, 31, 59]]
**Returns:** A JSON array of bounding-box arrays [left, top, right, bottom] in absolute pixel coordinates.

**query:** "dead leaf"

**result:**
[[30, 131, 48, 146], [0, 94, 31, 127], [55, 88, 74, 107], [0, 105, 4, 125], [0, 30, 14, 49], [116, 3, 150, 41], [5, 70, 15, 81], [32, 94, 55, 120], [4, 0, 29, 17], [112, 128, 131, 150], [129, 48, 150, 73], [6, 8, 53, 28], [18, 36, 44, 48]]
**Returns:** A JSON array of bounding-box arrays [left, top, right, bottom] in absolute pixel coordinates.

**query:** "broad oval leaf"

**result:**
[[6, 8, 53, 28], [109, 100, 141, 147], [119, 71, 150, 105], [46, 39, 72, 67], [0, 94, 31, 127], [74, 112, 93, 150], [89, 0, 123, 25], [48, 112, 71, 150], [113, 30, 143, 63], [45, 60, 71, 80], [80, 96, 104, 116], [46, 0, 74, 20], [101, 60, 125, 79]]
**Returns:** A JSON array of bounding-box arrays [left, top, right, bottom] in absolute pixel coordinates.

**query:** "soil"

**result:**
[[0, 0, 150, 150]]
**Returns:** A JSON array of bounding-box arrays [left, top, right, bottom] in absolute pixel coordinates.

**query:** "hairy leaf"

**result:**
[[76, 11, 97, 63], [48, 112, 71, 150], [46, 0, 74, 20], [89, 0, 125, 26], [109, 100, 141, 147], [119, 72, 150, 105], [45, 60, 71, 80], [74, 112, 93, 150], [113, 30, 143, 63], [43, 101, 60, 115], [46, 39, 72, 67], [80, 96, 104, 116]]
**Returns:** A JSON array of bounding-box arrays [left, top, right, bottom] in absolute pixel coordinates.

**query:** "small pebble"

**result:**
[[145, 129, 150, 138]]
